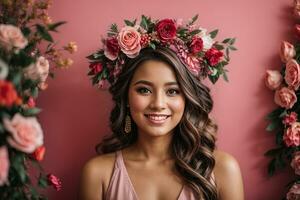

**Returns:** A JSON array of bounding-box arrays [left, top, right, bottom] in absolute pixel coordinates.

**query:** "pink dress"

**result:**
[[105, 150, 197, 200]]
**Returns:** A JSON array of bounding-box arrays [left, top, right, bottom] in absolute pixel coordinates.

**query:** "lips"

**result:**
[[144, 114, 171, 124]]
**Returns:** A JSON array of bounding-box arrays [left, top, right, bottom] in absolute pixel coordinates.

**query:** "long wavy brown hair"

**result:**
[[96, 47, 218, 200]]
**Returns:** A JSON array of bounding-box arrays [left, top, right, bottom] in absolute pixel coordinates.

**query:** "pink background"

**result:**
[[37, 0, 294, 199]]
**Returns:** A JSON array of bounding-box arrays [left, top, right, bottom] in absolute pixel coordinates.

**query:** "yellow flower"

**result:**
[[64, 42, 78, 54]]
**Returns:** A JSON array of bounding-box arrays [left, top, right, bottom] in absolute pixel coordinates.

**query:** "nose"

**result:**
[[149, 91, 166, 110]]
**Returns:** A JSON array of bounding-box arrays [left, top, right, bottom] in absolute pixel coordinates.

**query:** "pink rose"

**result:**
[[155, 19, 177, 42], [185, 55, 201, 75], [295, 24, 300, 40], [205, 47, 223, 66], [291, 151, 300, 175], [285, 59, 300, 90], [284, 122, 300, 147], [27, 96, 36, 108], [265, 70, 282, 90], [98, 79, 110, 89], [3, 114, 43, 153], [274, 87, 297, 109], [117, 26, 141, 58], [0, 24, 28, 51], [189, 37, 203, 54], [287, 183, 300, 200], [280, 41, 296, 63], [0, 146, 9, 186], [283, 112, 298, 126], [47, 174, 62, 191], [23, 56, 49, 82], [104, 37, 120, 60]]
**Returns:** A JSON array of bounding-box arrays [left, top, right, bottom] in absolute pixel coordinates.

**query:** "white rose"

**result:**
[[23, 56, 49, 82]]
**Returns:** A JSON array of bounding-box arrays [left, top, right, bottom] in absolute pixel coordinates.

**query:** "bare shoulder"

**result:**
[[79, 153, 116, 200], [213, 150, 244, 200]]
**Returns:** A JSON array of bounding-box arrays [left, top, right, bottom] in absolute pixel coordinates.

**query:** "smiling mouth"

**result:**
[[144, 114, 171, 124]]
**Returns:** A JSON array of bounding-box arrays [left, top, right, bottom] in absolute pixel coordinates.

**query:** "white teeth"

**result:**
[[147, 115, 168, 120]]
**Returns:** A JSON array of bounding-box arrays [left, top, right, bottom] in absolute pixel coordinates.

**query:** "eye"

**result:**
[[136, 87, 151, 94], [167, 88, 180, 96]]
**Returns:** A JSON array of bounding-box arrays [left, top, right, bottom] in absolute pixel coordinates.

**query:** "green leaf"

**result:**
[[265, 108, 284, 120], [229, 38, 236, 45], [124, 19, 134, 26], [36, 24, 53, 42], [189, 29, 201, 36], [264, 148, 283, 157], [189, 14, 199, 25], [21, 27, 31, 37], [23, 108, 42, 116], [222, 38, 231, 43], [149, 43, 156, 50], [38, 174, 49, 188], [109, 23, 118, 34], [229, 46, 238, 51], [209, 29, 218, 39], [47, 21, 67, 32], [222, 70, 229, 82], [11, 72, 22, 86], [266, 120, 279, 132], [140, 15, 149, 30], [214, 44, 224, 50], [268, 158, 276, 176]]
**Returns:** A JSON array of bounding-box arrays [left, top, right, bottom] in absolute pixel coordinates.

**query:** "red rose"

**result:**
[[31, 145, 46, 161], [89, 63, 103, 75], [205, 47, 223, 66], [155, 19, 177, 42], [190, 37, 203, 54], [0, 80, 21, 107], [104, 37, 120, 60], [283, 112, 298, 126], [47, 174, 62, 191]]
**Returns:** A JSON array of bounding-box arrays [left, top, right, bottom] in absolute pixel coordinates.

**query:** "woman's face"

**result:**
[[128, 60, 185, 138]]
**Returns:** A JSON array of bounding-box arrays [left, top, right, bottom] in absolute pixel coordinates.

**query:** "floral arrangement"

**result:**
[[264, 0, 300, 199], [87, 15, 236, 89], [0, 0, 77, 199]]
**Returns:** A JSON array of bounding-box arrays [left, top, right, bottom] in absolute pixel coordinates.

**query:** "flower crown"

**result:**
[[87, 15, 236, 89]]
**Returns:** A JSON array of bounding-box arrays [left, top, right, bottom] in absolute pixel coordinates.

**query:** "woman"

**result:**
[[79, 47, 244, 200]]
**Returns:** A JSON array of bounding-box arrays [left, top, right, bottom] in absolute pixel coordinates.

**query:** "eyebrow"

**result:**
[[133, 80, 178, 86]]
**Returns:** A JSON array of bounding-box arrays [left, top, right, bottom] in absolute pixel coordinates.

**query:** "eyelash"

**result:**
[[136, 87, 180, 96]]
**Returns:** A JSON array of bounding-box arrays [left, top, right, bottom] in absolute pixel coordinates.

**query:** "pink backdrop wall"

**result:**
[[37, 0, 294, 199]]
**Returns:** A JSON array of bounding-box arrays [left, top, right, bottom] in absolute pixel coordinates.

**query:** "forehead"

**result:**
[[130, 60, 178, 84]]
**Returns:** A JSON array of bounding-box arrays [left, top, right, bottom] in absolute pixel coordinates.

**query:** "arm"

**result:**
[[78, 158, 103, 200], [214, 151, 244, 200]]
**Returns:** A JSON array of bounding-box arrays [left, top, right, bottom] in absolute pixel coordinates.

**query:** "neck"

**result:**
[[128, 131, 174, 162]]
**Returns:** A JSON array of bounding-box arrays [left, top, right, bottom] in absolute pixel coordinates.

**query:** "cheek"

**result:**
[[128, 90, 148, 113], [169, 98, 185, 115]]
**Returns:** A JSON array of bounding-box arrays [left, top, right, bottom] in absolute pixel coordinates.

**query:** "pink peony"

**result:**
[[291, 151, 300, 175], [155, 19, 177, 42], [23, 56, 49, 82], [3, 114, 43, 153], [0, 146, 9, 186], [265, 70, 282, 90], [104, 37, 120, 60], [274, 87, 297, 109], [283, 112, 298, 126], [0, 24, 28, 51], [47, 174, 62, 191], [189, 37, 203, 54], [27, 96, 36, 108], [205, 47, 223, 66], [280, 41, 296, 63], [287, 183, 300, 200], [117, 26, 141, 58], [284, 122, 300, 147], [285, 59, 300, 90]]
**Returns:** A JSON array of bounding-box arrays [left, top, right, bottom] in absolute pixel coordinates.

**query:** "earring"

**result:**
[[124, 110, 132, 134]]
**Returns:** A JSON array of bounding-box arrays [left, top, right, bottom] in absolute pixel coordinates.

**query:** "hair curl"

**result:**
[[96, 47, 218, 200]]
